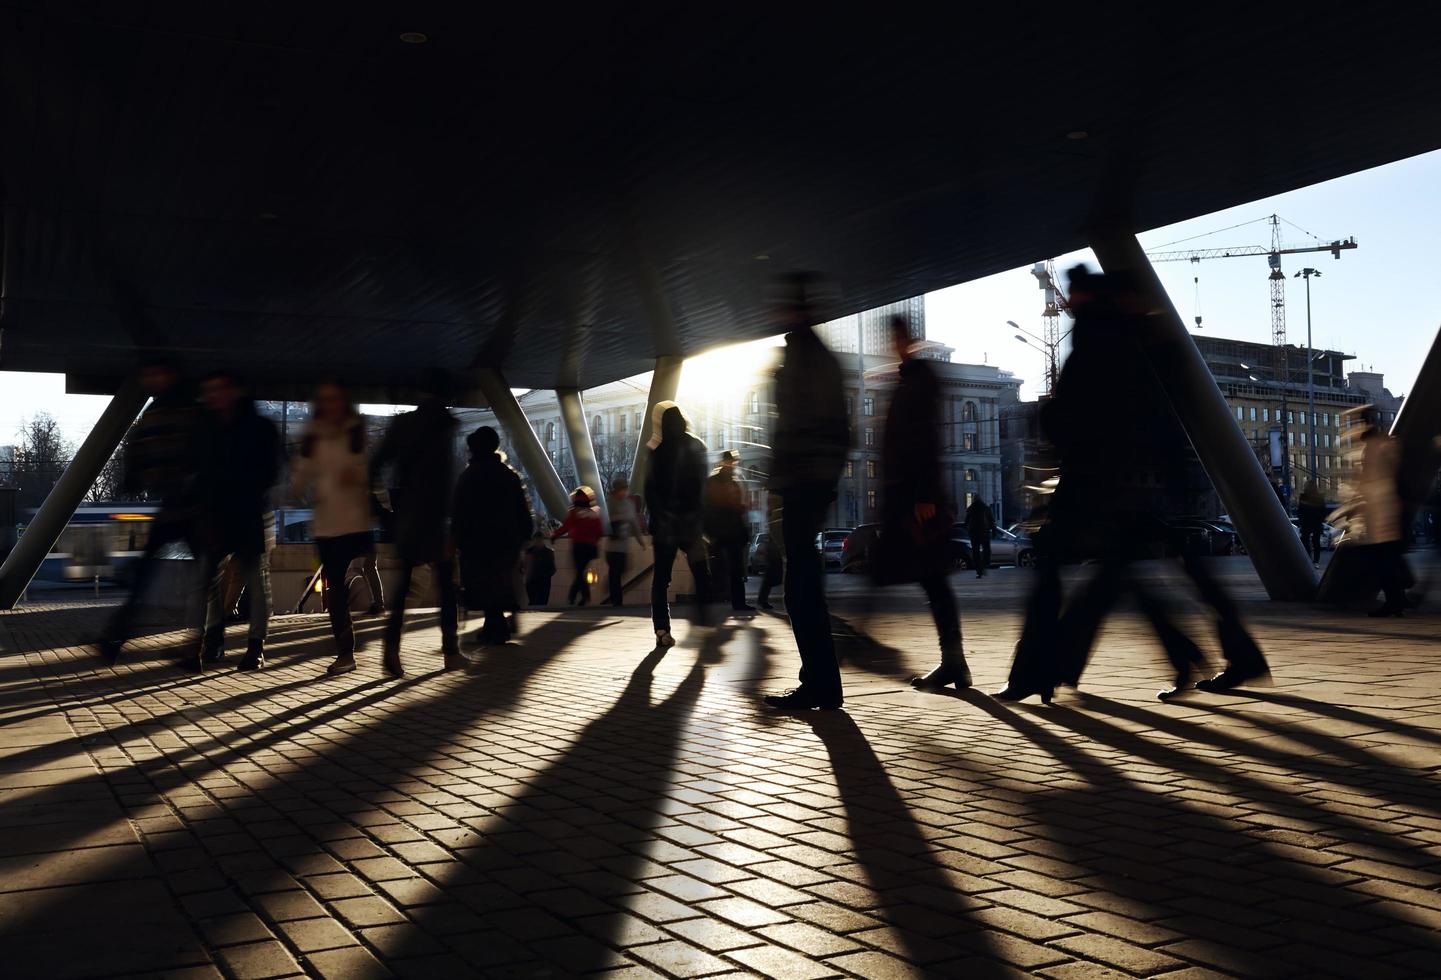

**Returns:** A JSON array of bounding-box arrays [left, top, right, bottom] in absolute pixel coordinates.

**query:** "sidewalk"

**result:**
[[2, 565, 1440, 978]]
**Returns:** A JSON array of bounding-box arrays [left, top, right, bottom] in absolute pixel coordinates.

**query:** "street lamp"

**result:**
[[1294, 268, 1322, 486], [1008, 320, 1061, 394]]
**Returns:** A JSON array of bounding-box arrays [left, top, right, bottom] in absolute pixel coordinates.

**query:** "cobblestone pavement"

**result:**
[[3, 560, 1440, 979]]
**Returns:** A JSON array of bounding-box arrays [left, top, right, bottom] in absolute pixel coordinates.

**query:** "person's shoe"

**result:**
[[733, 603, 758, 613], [757, 600, 775, 611], [443, 650, 465, 672], [382, 644, 404, 678], [1157, 667, 1193, 701], [1194, 665, 1271, 693], [97, 638, 122, 665], [236, 642, 265, 672], [655, 630, 676, 649], [366, 602, 383, 617], [763, 687, 843, 711], [1367, 605, 1405, 618], [992, 684, 1052, 704], [326, 656, 357, 675], [911, 653, 973, 691]]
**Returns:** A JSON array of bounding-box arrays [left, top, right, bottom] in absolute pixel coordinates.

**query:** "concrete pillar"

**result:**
[[628, 354, 684, 502], [1393, 323, 1441, 505], [1090, 228, 1316, 601], [0, 374, 148, 608], [474, 369, 570, 522], [556, 387, 608, 526]]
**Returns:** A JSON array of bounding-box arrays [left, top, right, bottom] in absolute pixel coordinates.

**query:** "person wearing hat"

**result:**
[[555, 485, 604, 605], [704, 449, 755, 613], [452, 426, 533, 644]]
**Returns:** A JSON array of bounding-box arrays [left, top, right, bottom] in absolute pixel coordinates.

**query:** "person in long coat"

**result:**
[[453, 426, 533, 644], [646, 405, 712, 647]]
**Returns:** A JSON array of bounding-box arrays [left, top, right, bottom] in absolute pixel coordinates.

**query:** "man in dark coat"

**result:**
[[763, 289, 850, 711], [100, 358, 203, 664], [878, 315, 971, 691], [704, 450, 754, 613], [965, 494, 996, 577], [194, 371, 279, 671], [453, 427, 532, 646], [646, 405, 712, 647]]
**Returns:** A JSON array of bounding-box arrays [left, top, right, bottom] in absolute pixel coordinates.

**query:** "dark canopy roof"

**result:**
[[2, 4, 1438, 401]]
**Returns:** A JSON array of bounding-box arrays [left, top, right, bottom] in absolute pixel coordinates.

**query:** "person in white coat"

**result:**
[[1359, 420, 1407, 616], [292, 382, 376, 672]]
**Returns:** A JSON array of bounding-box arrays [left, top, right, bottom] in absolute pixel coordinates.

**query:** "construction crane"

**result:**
[[1024, 259, 1070, 395]]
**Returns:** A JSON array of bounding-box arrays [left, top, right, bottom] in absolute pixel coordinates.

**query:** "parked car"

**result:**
[[1288, 517, 1341, 550], [817, 528, 851, 570], [747, 532, 772, 575], [840, 524, 883, 573], [1163, 517, 1236, 557], [948, 524, 1034, 570]]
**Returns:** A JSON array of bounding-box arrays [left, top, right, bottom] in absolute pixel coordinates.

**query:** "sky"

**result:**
[[3, 147, 1438, 445]]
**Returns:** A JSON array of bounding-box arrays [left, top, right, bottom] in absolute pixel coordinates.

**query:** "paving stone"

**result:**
[[215, 940, 302, 979], [304, 944, 395, 979], [629, 940, 733, 977]]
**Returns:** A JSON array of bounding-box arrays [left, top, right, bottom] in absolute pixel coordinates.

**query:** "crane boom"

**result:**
[[1147, 238, 1358, 263]]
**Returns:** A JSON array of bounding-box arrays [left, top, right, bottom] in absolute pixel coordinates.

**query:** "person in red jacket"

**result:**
[[555, 486, 604, 605]]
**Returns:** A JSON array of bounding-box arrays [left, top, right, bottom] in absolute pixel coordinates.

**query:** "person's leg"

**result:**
[[435, 557, 460, 662], [685, 538, 712, 625], [384, 562, 414, 657], [363, 553, 384, 613], [651, 542, 677, 638], [102, 520, 181, 655], [912, 570, 969, 689], [999, 531, 1061, 701], [1053, 556, 1125, 687], [317, 537, 357, 664], [1129, 571, 1206, 696], [726, 541, 747, 609], [236, 551, 271, 667], [198, 551, 229, 664], [1182, 551, 1270, 690], [606, 551, 627, 606], [770, 487, 841, 705]]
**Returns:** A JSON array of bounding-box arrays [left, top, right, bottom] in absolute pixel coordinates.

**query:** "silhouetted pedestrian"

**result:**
[[524, 533, 556, 606], [292, 381, 374, 675], [965, 494, 995, 578], [705, 450, 754, 613], [604, 477, 638, 606], [194, 372, 279, 672], [99, 357, 202, 665], [556, 487, 603, 606], [371, 379, 460, 674], [1359, 420, 1408, 616], [763, 287, 849, 711], [1297, 480, 1327, 567], [453, 427, 532, 645], [646, 405, 712, 647], [870, 315, 971, 691], [756, 527, 783, 610]]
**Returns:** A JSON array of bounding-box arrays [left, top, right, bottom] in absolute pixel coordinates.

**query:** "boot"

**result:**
[[192, 625, 225, 671], [236, 640, 265, 672], [442, 641, 464, 672], [911, 641, 972, 691], [382, 641, 404, 678]]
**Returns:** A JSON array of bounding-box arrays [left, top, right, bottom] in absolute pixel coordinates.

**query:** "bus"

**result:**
[[19, 504, 163, 584]]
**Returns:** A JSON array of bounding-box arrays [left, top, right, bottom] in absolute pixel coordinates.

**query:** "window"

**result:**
[[864, 428, 875, 447], [1249, 407, 1257, 421], [1263, 408, 1270, 423], [591, 414, 603, 438], [866, 489, 877, 512], [1323, 412, 1330, 426], [1288, 411, 1294, 424], [1323, 433, 1330, 448], [863, 396, 875, 417], [866, 460, 876, 479], [962, 433, 977, 451], [1235, 406, 1243, 421], [845, 396, 854, 417], [844, 460, 854, 478], [634, 412, 642, 432], [962, 401, 978, 422], [545, 422, 556, 444], [748, 390, 761, 414], [1300, 432, 1307, 446], [964, 468, 978, 483], [619, 414, 628, 434]]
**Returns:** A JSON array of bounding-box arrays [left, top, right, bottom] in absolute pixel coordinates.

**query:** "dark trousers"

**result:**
[[717, 539, 747, 608], [919, 571, 961, 654], [386, 557, 459, 655], [606, 550, 628, 606], [781, 485, 841, 698], [652, 540, 711, 633], [969, 530, 991, 575], [526, 577, 552, 607], [1300, 523, 1323, 563], [570, 542, 598, 605], [106, 518, 198, 645], [317, 533, 372, 658], [1372, 540, 1407, 610]]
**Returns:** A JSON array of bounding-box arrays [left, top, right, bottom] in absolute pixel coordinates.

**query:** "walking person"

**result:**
[[524, 532, 556, 606], [762, 289, 850, 710], [869, 315, 972, 691], [99, 358, 203, 664], [965, 494, 995, 578], [705, 450, 755, 613], [371, 379, 460, 675], [604, 477, 638, 606], [756, 527, 783, 611], [556, 487, 603, 606], [1297, 480, 1327, 567], [646, 405, 712, 647], [193, 372, 279, 672], [290, 381, 375, 675], [1358, 419, 1408, 616], [452, 427, 532, 644]]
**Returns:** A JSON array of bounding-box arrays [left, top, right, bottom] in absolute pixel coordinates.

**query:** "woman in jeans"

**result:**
[[292, 381, 375, 674]]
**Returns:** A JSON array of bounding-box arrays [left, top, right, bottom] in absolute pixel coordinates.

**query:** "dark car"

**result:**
[[840, 524, 882, 573], [948, 524, 1035, 570], [1163, 517, 1236, 557]]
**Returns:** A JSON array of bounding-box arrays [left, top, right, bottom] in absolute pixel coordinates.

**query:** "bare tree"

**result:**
[[13, 413, 73, 510], [87, 444, 129, 502]]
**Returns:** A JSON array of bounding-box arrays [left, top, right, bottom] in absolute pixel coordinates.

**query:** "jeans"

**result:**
[[570, 542, 598, 605], [317, 533, 373, 658], [969, 531, 991, 574], [201, 549, 270, 651], [780, 484, 841, 698], [386, 558, 459, 655], [605, 549, 628, 606], [652, 539, 710, 633]]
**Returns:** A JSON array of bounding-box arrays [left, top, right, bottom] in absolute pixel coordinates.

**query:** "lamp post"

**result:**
[[1294, 268, 1322, 485], [1009, 320, 1060, 394]]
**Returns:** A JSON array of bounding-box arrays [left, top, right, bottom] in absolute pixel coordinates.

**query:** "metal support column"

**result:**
[[628, 354, 684, 501], [556, 387, 608, 526], [474, 369, 570, 522], [0, 374, 148, 608], [1091, 229, 1316, 600]]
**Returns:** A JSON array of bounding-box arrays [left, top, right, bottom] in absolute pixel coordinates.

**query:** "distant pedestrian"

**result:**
[[1297, 480, 1327, 567], [99, 357, 203, 665], [604, 477, 638, 606], [291, 381, 374, 674], [705, 450, 755, 613], [453, 427, 532, 645], [1358, 420, 1407, 617], [874, 315, 971, 691], [965, 494, 996, 578], [371, 377, 460, 674], [556, 487, 603, 606], [524, 532, 556, 606], [193, 372, 279, 672], [756, 528, 783, 611], [763, 283, 849, 711], [646, 405, 712, 647]]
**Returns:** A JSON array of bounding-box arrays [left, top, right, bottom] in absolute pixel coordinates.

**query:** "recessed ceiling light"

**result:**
[[754, 253, 770, 261], [1066, 130, 1089, 141], [399, 31, 428, 44]]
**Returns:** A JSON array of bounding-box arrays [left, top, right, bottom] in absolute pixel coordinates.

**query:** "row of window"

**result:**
[[1235, 405, 1336, 428], [1247, 428, 1336, 449]]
